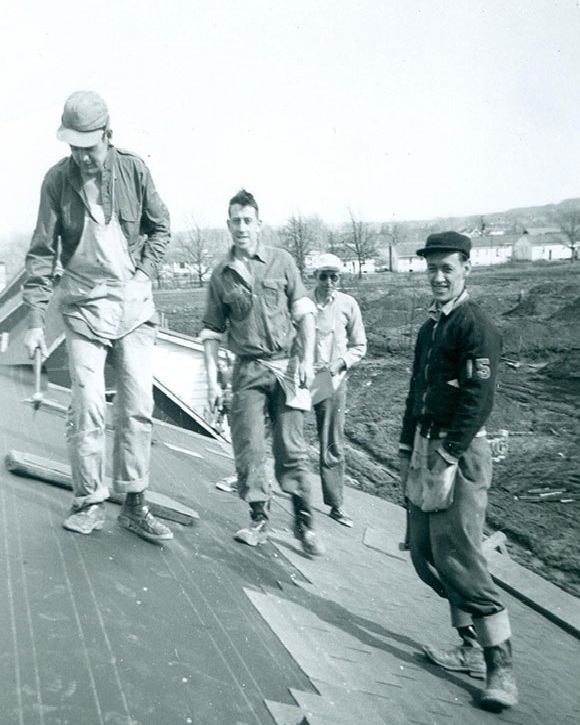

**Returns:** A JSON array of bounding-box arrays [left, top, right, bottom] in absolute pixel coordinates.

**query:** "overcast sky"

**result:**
[[1, 0, 579, 235]]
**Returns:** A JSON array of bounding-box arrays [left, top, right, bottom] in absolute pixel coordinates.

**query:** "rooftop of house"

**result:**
[[0, 364, 579, 724]]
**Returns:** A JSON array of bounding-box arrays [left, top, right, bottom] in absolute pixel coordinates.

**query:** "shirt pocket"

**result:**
[[261, 278, 284, 310]]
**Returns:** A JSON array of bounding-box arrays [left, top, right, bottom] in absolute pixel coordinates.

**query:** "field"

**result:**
[[154, 261, 580, 598]]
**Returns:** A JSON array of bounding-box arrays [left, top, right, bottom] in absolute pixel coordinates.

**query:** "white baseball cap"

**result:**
[[314, 253, 343, 272]]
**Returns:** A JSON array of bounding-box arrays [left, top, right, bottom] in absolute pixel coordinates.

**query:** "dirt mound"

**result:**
[[540, 349, 580, 380], [551, 296, 580, 321], [503, 296, 539, 317]]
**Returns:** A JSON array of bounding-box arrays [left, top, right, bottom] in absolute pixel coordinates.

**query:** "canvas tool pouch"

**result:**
[[406, 429, 458, 512]]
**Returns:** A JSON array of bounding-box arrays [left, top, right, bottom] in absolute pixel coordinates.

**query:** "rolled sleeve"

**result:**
[[292, 296, 316, 322]]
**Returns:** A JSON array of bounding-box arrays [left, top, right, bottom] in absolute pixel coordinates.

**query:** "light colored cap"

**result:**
[[314, 253, 343, 272], [56, 90, 110, 147]]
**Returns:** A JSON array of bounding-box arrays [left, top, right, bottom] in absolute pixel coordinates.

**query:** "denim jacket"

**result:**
[[24, 146, 171, 327], [202, 245, 308, 358]]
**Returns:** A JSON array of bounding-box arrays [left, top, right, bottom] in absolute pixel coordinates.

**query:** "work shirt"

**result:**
[[24, 145, 171, 327], [309, 289, 367, 370], [399, 290, 502, 460], [201, 244, 310, 358]]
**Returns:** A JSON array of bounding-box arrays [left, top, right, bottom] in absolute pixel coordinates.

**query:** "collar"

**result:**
[[428, 288, 469, 321], [226, 240, 268, 265], [66, 145, 116, 192], [312, 287, 337, 308]]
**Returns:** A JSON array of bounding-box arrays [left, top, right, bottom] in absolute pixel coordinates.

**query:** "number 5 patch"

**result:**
[[467, 358, 491, 379]]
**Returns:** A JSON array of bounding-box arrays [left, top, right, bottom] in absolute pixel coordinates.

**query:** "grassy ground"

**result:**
[[155, 261, 580, 597]]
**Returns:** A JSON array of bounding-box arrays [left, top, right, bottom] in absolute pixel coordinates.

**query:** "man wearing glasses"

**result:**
[[309, 254, 366, 527], [23, 90, 173, 544]]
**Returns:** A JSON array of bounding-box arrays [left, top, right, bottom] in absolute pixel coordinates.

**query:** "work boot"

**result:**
[[117, 492, 174, 544], [329, 507, 353, 528], [423, 643, 485, 679], [63, 502, 106, 534], [293, 496, 324, 557], [423, 625, 485, 679], [480, 639, 518, 712], [234, 501, 269, 547]]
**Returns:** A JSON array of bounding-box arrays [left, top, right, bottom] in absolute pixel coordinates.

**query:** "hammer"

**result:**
[[32, 347, 43, 412]]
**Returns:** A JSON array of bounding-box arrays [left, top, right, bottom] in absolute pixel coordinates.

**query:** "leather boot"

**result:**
[[423, 626, 485, 679], [481, 639, 518, 712], [292, 495, 324, 556], [118, 492, 173, 543], [234, 501, 269, 546]]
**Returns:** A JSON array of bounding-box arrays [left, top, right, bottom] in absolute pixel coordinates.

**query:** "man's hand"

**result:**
[[299, 359, 315, 389], [24, 327, 48, 359], [207, 381, 223, 414], [328, 358, 346, 376], [132, 269, 149, 282], [398, 452, 411, 487], [428, 449, 453, 475]]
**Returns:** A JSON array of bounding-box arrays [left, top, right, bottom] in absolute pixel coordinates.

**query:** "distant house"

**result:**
[[391, 241, 426, 273], [342, 257, 376, 275], [513, 232, 574, 262], [469, 234, 515, 267]]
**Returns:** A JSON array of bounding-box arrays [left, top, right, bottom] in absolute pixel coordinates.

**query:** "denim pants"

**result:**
[[408, 435, 511, 647], [230, 359, 313, 506], [314, 378, 347, 508], [65, 323, 156, 507]]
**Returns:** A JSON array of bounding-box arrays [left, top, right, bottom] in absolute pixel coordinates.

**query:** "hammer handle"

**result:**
[[33, 347, 42, 397]]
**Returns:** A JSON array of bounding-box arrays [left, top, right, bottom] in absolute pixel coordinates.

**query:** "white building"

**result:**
[[513, 232, 576, 262]]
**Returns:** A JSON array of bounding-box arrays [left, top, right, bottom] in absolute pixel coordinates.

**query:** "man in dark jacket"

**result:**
[[23, 90, 173, 544], [398, 232, 517, 712]]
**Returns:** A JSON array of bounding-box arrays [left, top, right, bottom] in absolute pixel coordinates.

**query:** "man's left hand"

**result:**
[[328, 358, 346, 376], [428, 449, 453, 474], [299, 360, 315, 389], [132, 269, 149, 282]]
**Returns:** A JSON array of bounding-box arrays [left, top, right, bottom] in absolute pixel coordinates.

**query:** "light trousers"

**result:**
[[64, 323, 156, 507]]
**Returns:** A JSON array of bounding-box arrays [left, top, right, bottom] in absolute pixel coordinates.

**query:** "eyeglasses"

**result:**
[[319, 272, 339, 282]]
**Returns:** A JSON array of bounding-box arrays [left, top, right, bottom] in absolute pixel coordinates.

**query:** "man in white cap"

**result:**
[[23, 90, 173, 544], [309, 254, 366, 527]]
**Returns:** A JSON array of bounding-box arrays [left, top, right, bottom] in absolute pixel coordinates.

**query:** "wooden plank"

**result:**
[[487, 549, 580, 639], [4, 449, 199, 525]]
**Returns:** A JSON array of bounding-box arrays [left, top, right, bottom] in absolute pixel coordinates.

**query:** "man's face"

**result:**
[[315, 269, 340, 297], [227, 204, 261, 257], [69, 133, 109, 177], [426, 251, 471, 303]]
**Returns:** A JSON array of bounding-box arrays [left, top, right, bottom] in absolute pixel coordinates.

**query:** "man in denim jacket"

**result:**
[[399, 232, 517, 712], [201, 189, 323, 556], [23, 91, 172, 544]]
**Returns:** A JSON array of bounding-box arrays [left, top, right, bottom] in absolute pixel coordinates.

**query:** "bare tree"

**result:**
[[379, 222, 407, 271], [552, 207, 580, 261], [343, 210, 378, 278], [279, 214, 316, 277], [178, 219, 214, 287]]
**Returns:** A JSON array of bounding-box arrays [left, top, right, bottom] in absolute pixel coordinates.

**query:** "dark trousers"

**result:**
[[408, 436, 511, 646], [314, 379, 347, 508], [230, 360, 312, 505]]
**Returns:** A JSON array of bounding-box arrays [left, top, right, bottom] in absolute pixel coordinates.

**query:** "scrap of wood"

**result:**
[[4, 449, 199, 525], [482, 531, 508, 556]]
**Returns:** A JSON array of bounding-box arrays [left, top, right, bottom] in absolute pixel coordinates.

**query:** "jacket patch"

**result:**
[[470, 358, 491, 379]]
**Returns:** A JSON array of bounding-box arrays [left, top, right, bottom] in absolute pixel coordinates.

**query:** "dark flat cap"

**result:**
[[416, 231, 471, 258]]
